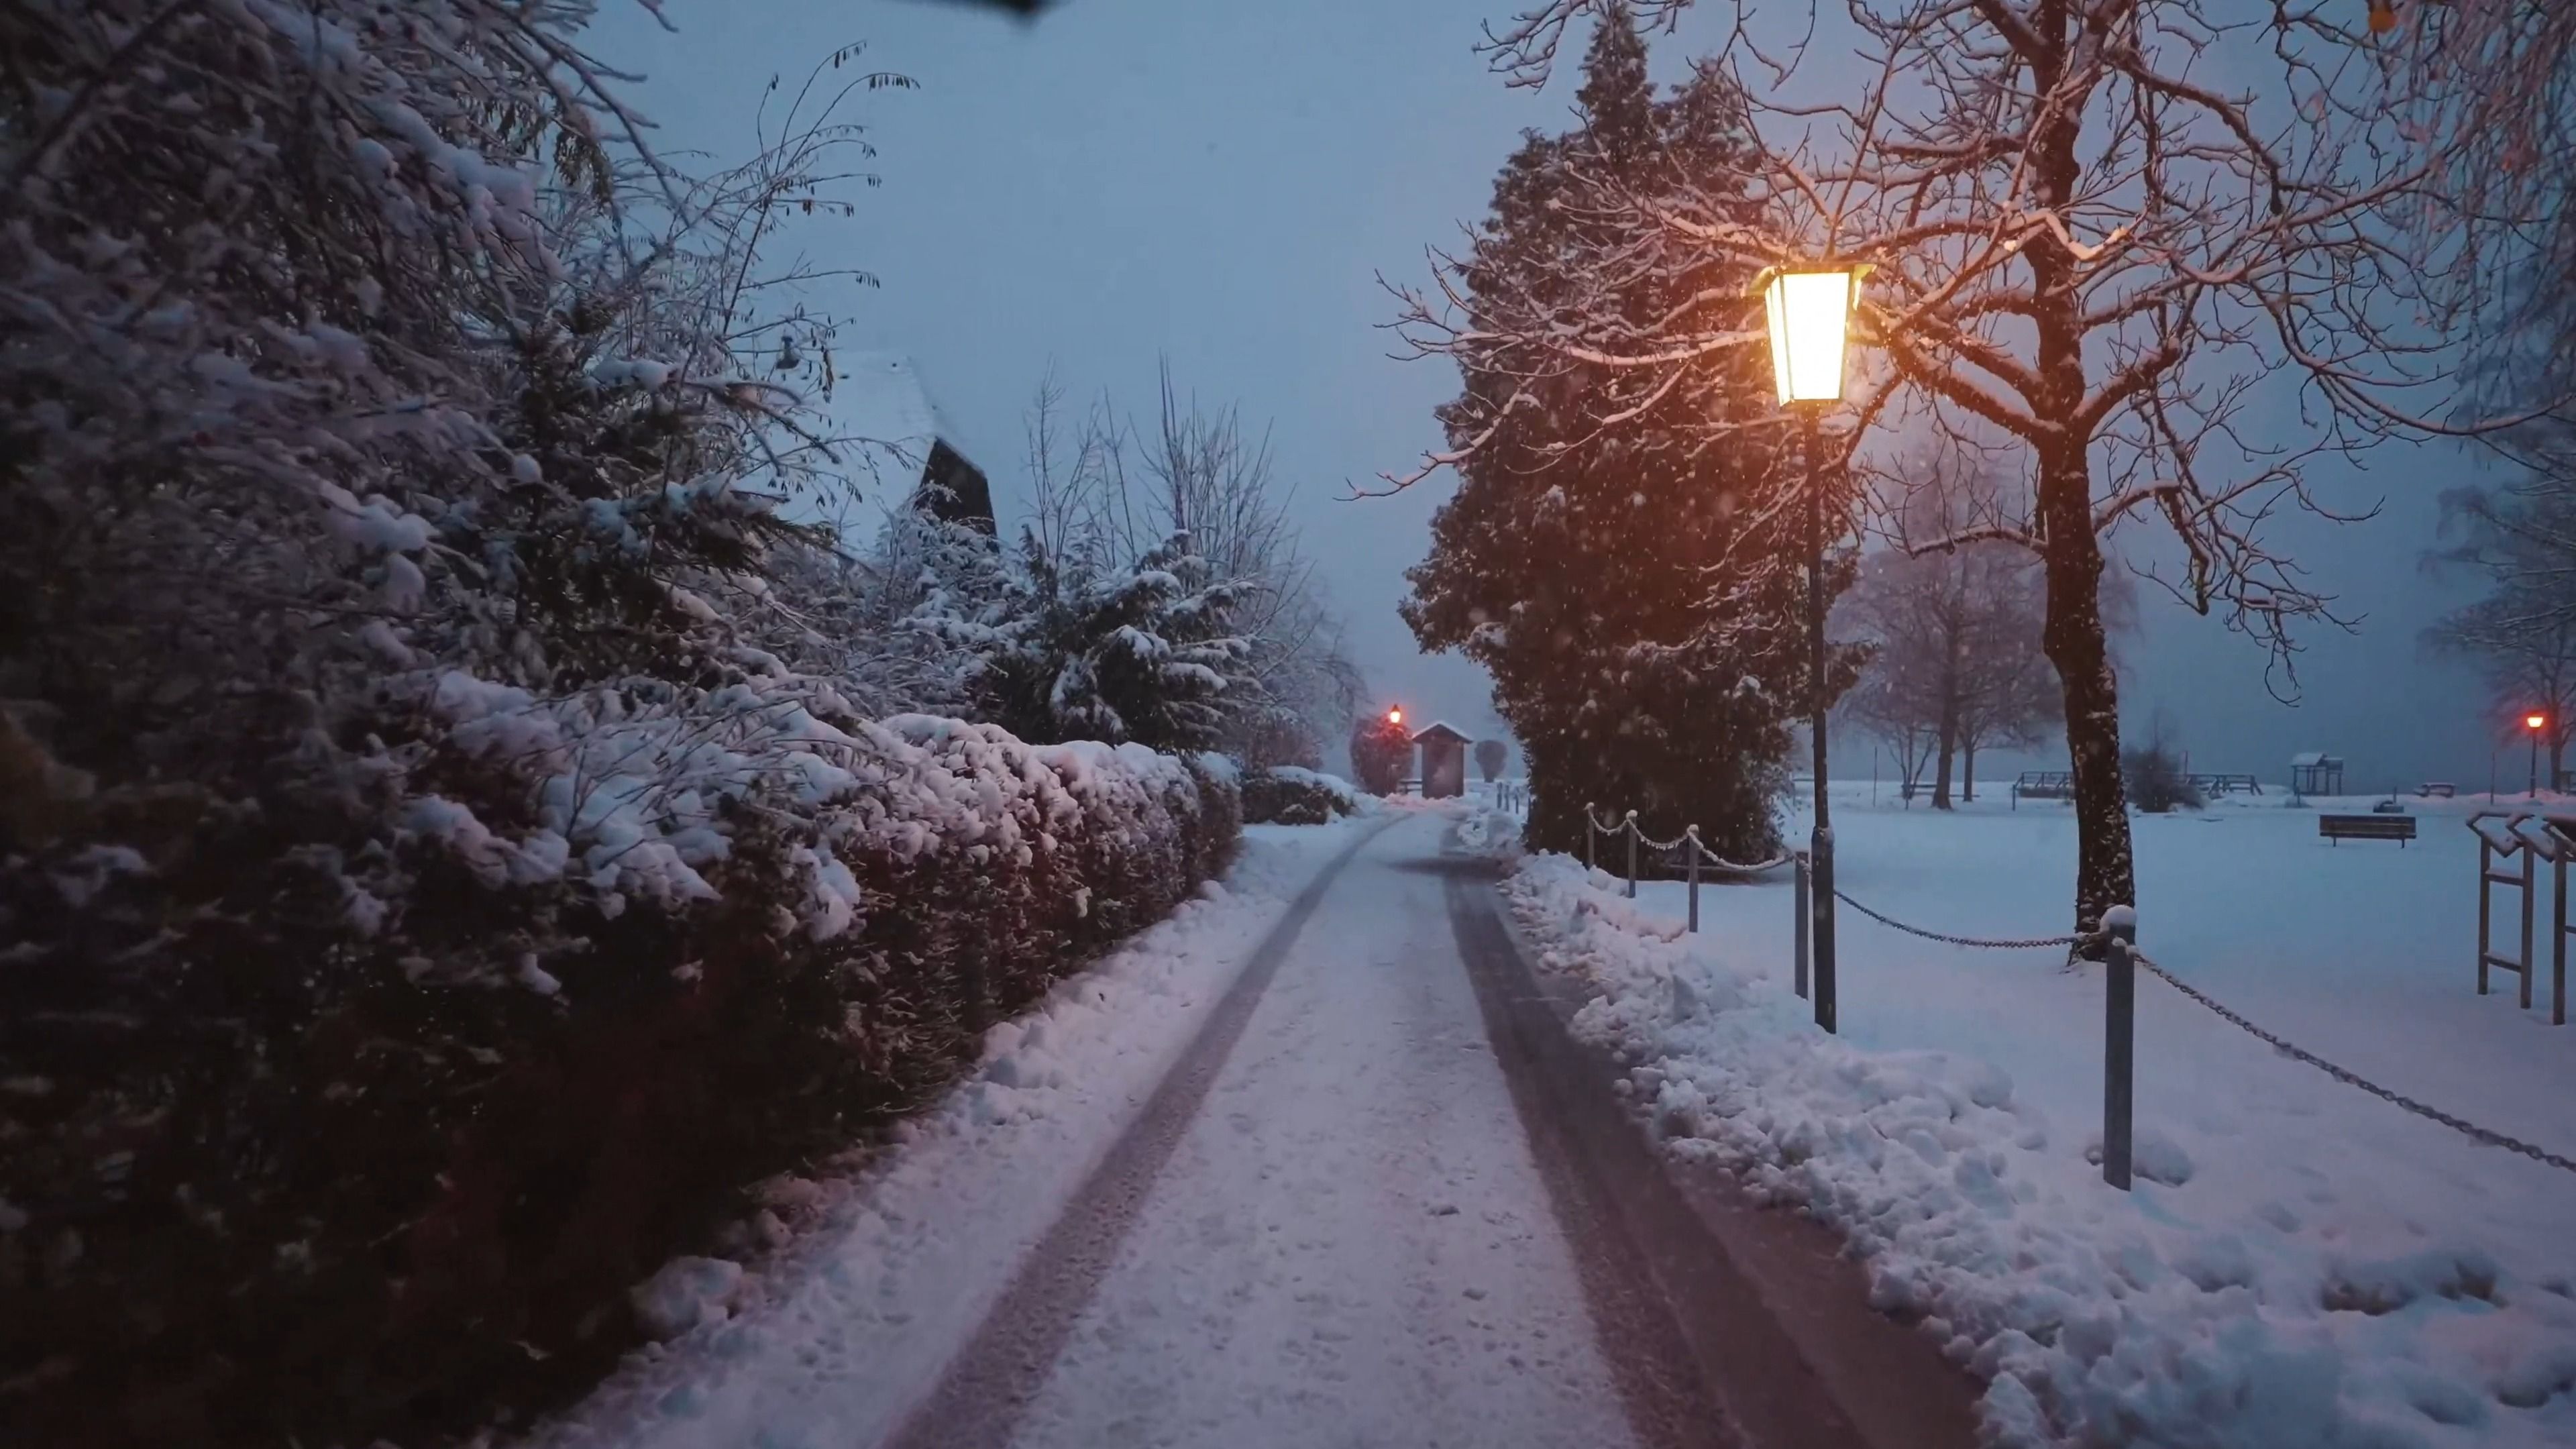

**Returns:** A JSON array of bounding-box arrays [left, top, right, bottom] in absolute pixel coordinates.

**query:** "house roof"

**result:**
[[839, 352, 953, 490], [782, 352, 980, 539], [1410, 722, 1472, 744], [2290, 751, 2342, 768]]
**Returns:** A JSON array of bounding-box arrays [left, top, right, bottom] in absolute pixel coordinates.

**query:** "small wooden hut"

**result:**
[[1412, 722, 1471, 799]]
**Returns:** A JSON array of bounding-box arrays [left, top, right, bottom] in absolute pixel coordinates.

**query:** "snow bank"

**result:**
[[1241, 764, 1368, 824], [1503, 851, 2576, 1448]]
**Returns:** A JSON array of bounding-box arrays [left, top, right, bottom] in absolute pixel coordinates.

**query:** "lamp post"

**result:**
[[2528, 712, 2547, 798], [1761, 265, 1865, 1034]]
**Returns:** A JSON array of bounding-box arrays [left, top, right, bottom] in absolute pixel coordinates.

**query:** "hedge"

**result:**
[[0, 706, 1240, 1449]]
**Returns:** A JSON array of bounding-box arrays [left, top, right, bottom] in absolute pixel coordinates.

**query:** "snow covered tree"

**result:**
[[1397, 7, 1841, 862], [977, 530, 1248, 753], [1349, 710, 1413, 795], [985, 370, 1355, 759], [1399, 0, 2501, 940], [1474, 737, 1509, 781]]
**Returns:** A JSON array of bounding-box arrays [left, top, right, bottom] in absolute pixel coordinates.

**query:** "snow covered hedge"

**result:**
[[1241, 765, 1366, 825], [0, 692, 1238, 1448], [0, 3, 1254, 1442]]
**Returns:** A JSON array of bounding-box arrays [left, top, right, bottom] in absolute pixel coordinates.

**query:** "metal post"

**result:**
[[2479, 829, 2494, 996], [1585, 803, 1595, 871], [1624, 810, 1638, 899], [2557, 851, 2569, 1027], [1792, 851, 1811, 1000], [1805, 408, 1838, 1035], [2102, 908, 2136, 1191], [1686, 826, 1701, 932], [2521, 843, 2538, 1010], [2534, 731, 2543, 799]]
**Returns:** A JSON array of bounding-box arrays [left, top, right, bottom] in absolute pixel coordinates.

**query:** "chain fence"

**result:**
[[1581, 804, 1793, 875], [1828, 888, 2084, 951], [2131, 951, 2576, 1175], [1580, 799, 2576, 1179]]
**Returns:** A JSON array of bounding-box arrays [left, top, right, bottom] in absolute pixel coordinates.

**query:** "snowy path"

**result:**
[[891, 815, 1730, 1449], [548, 811, 1957, 1449]]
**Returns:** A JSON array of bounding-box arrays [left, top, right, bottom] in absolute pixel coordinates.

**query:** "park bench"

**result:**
[[2418, 782, 2457, 798], [2187, 773, 2263, 796], [2012, 770, 2074, 807], [2320, 812, 2417, 847]]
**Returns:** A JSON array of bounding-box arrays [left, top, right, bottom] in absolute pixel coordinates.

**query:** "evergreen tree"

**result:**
[[1348, 712, 1413, 796], [1402, 14, 1852, 861], [978, 529, 1249, 753]]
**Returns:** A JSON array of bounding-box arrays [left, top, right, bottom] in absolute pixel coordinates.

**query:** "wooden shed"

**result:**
[[1412, 722, 1471, 799]]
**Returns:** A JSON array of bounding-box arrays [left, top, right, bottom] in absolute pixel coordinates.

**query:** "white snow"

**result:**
[[537, 815, 1378, 1449], [630, 1258, 745, 1342], [1002, 817, 1638, 1448], [1504, 785, 2576, 1448]]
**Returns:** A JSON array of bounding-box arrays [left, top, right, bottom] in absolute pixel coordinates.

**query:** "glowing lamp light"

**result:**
[[2529, 712, 2548, 732], [1387, 706, 1403, 727], [1761, 266, 1865, 405]]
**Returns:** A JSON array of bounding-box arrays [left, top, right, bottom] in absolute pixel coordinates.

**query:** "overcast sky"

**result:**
[[594, 0, 2512, 792]]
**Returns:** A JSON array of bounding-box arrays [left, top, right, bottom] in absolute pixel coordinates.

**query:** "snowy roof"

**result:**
[[1410, 721, 1472, 743], [838, 352, 961, 492], [2290, 751, 2342, 768]]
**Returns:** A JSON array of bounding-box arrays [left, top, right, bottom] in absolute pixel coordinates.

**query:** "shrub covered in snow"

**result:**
[[1242, 765, 1365, 825], [0, 693, 1239, 1448], [0, 5, 1244, 1444]]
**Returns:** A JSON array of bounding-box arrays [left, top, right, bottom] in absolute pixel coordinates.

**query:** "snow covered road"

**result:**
[[549, 811, 1964, 1449], [892, 814, 1729, 1449]]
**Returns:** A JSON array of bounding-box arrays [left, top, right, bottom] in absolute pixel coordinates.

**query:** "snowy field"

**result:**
[[1505, 784, 2576, 1448], [538, 814, 1377, 1449]]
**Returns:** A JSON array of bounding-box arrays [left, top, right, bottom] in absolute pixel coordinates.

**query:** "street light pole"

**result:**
[[1804, 407, 1837, 1034], [1761, 264, 1862, 1036]]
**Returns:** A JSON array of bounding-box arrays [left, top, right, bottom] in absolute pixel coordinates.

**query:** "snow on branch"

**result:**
[[1391, 0, 2521, 678]]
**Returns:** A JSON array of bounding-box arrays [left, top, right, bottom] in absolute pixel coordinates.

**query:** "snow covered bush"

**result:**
[[977, 529, 1252, 753], [1242, 765, 1364, 825], [0, 6, 1241, 1445]]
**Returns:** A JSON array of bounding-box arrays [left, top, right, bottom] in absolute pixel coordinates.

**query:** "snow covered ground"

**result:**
[[1504, 785, 2576, 1447], [535, 815, 1380, 1449], [977, 813, 1651, 1449]]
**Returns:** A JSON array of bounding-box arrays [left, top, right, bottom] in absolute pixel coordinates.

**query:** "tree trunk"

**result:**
[[1932, 669, 1960, 808], [2026, 20, 2132, 945], [1962, 736, 1976, 802], [2037, 448, 2130, 940]]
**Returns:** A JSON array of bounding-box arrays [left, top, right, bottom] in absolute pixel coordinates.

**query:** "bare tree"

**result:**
[[1008, 364, 1365, 761], [1390, 0, 2491, 936], [2367, 2, 2576, 413], [1837, 656, 1940, 804], [2429, 470, 2576, 787]]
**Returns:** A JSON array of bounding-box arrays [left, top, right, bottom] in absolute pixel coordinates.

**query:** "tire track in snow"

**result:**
[[1445, 859, 1927, 1449], [881, 814, 1397, 1449]]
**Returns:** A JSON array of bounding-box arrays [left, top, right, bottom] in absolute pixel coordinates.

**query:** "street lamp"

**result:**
[[1387, 706, 1403, 728], [1760, 264, 1865, 1034], [2528, 711, 2548, 797]]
